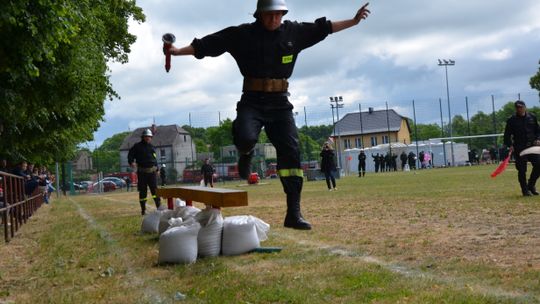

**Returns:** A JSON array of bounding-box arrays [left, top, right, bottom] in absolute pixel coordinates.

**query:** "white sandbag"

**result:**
[[222, 215, 269, 256], [195, 208, 224, 257], [175, 198, 186, 208], [158, 218, 201, 264], [141, 211, 163, 234], [168, 217, 184, 228], [158, 210, 179, 235], [175, 205, 201, 220], [252, 216, 270, 242]]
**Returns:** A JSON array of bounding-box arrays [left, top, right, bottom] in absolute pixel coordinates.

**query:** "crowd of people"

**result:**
[[0, 159, 55, 204]]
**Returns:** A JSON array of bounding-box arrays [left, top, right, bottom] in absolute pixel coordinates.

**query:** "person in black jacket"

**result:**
[[166, 0, 371, 230], [320, 143, 337, 191], [128, 129, 162, 215], [358, 149, 366, 177], [372, 153, 380, 173], [201, 158, 215, 187], [503, 100, 540, 196], [400, 151, 408, 170], [159, 164, 167, 186]]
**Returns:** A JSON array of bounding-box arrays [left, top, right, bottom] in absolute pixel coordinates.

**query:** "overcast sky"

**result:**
[[89, 0, 540, 147]]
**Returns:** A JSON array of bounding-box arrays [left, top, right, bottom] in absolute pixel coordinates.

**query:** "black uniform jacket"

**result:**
[[320, 149, 337, 172], [191, 17, 332, 79], [128, 141, 158, 168], [504, 113, 540, 153]]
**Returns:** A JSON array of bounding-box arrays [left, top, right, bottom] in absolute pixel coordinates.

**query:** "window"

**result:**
[[370, 136, 377, 147], [343, 139, 351, 149], [382, 135, 389, 144], [184, 135, 187, 142], [355, 137, 363, 148]]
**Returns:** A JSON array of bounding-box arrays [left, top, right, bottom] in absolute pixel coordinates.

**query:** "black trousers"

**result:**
[[233, 97, 303, 212], [203, 173, 214, 187], [514, 153, 540, 190], [323, 170, 336, 189], [233, 100, 301, 172], [358, 162, 366, 175], [137, 171, 160, 210]]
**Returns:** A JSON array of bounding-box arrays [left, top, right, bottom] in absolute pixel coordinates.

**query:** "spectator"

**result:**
[[400, 151, 407, 170], [124, 176, 132, 192], [320, 142, 337, 191], [0, 158, 8, 172], [372, 153, 380, 173], [160, 164, 167, 186], [408, 152, 416, 170]]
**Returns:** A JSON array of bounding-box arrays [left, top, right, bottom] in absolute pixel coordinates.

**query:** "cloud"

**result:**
[[480, 49, 512, 61], [90, 0, 540, 146]]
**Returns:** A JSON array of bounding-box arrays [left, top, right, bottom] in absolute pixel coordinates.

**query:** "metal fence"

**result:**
[[0, 172, 44, 243], [181, 91, 538, 161]]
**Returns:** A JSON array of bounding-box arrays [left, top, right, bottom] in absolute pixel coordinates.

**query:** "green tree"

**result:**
[[92, 131, 130, 174], [206, 119, 234, 161], [412, 123, 442, 141], [299, 125, 333, 145], [531, 60, 540, 97], [0, 0, 144, 163]]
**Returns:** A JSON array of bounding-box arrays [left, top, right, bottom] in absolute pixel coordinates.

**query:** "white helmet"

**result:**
[[142, 129, 153, 137], [253, 0, 288, 18]]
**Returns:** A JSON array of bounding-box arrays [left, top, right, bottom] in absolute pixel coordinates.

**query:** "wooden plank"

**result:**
[[156, 186, 248, 207]]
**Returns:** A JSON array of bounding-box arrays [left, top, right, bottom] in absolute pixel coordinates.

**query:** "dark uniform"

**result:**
[[128, 140, 161, 214], [503, 109, 540, 196], [320, 147, 337, 190], [190, 17, 332, 229], [201, 163, 215, 187], [400, 151, 407, 170], [358, 151, 366, 177]]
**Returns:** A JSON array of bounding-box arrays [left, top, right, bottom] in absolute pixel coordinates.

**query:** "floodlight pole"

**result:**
[[438, 59, 455, 166], [330, 96, 344, 170]]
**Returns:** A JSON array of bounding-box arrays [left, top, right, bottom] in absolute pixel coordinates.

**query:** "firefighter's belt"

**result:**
[[243, 78, 289, 93], [138, 167, 157, 174]]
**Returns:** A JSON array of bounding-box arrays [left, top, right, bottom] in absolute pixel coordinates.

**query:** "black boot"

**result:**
[[528, 180, 539, 195], [140, 200, 146, 215], [238, 150, 254, 179], [281, 176, 311, 230]]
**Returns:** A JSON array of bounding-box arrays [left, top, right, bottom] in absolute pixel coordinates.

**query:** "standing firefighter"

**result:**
[[128, 129, 162, 215], [503, 100, 540, 196], [201, 158, 215, 187], [166, 0, 371, 229]]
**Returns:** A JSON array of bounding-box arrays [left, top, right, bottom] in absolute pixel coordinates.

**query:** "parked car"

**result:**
[[92, 180, 117, 192], [79, 181, 93, 190], [102, 177, 126, 188]]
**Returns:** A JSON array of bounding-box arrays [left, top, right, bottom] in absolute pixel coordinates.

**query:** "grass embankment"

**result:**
[[0, 165, 539, 303]]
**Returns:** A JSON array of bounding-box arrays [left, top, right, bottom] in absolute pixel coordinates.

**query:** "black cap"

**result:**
[[515, 100, 526, 107]]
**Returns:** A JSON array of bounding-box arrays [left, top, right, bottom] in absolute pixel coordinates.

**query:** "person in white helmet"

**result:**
[[167, 0, 370, 229], [128, 129, 162, 215]]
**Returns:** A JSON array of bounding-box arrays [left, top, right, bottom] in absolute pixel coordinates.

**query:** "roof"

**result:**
[[119, 124, 190, 150], [333, 109, 410, 136]]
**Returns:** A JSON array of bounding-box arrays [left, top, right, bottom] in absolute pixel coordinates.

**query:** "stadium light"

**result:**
[[330, 96, 344, 170], [438, 59, 456, 167]]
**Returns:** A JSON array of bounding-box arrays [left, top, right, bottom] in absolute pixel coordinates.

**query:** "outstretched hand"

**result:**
[[354, 3, 371, 24]]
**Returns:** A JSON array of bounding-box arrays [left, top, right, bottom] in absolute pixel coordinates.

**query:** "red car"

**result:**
[[92, 180, 117, 192]]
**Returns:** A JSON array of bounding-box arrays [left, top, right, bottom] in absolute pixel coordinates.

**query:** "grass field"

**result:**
[[0, 165, 539, 303]]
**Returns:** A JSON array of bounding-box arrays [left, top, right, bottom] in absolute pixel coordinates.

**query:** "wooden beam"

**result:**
[[156, 186, 248, 207]]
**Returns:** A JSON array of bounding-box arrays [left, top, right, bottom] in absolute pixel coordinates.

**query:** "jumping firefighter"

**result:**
[[165, 0, 371, 229], [128, 129, 162, 215]]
